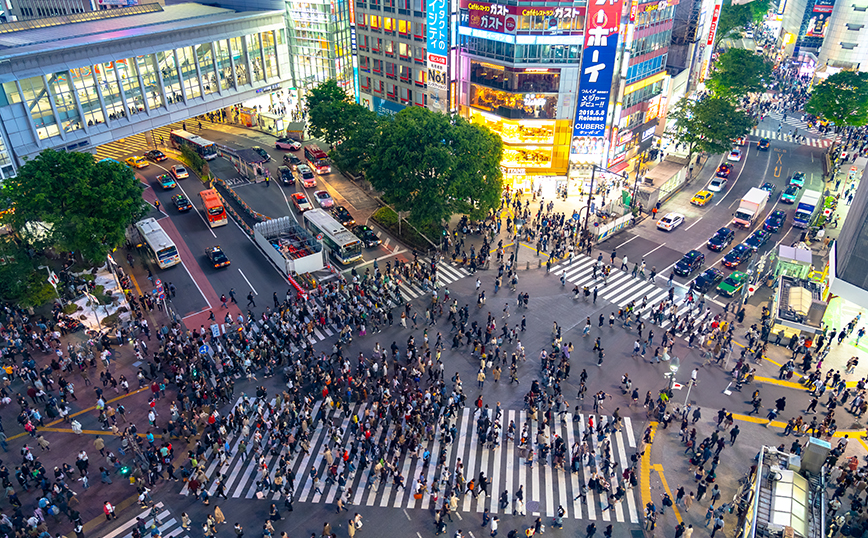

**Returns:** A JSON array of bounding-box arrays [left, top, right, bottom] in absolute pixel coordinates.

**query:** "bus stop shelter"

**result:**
[[224, 148, 270, 182]]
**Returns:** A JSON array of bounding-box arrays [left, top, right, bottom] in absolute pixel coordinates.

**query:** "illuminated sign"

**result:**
[[805, 0, 835, 37], [460, 0, 584, 35], [427, 0, 449, 112], [706, 4, 721, 45], [573, 0, 624, 139]]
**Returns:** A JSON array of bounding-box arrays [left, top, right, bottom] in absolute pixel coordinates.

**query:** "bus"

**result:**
[[303, 209, 362, 264], [170, 129, 218, 160], [135, 218, 181, 269], [304, 145, 331, 174], [199, 189, 228, 228]]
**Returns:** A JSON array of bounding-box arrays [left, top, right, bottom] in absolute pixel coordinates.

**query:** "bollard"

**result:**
[[539, 260, 543, 269], [526, 261, 530, 271]]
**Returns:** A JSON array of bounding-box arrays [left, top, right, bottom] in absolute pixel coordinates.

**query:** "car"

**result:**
[[352, 224, 381, 248], [656, 213, 685, 231], [744, 229, 771, 250], [251, 146, 271, 162], [284, 154, 302, 170], [690, 190, 714, 207], [172, 193, 193, 212], [727, 149, 742, 162], [314, 190, 334, 208], [757, 138, 771, 150], [717, 271, 748, 297], [169, 164, 189, 180], [764, 209, 786, 232], [674, 250, 705, 277], [734, 136, 747, 146], [275, 138, 302, 151], [145, 149, 167, 162], [707, 227, 735, 251], [722, 244, 753, 268], [297, 164, 316, 188], [708, 177, 728, 192], [716, 163, 734, 178], [125, 156, 149, 169], [332, 206, 355, 227], [744, 29, 754, 38], [278, 166, 295, 186], [693, 268, 725, 293], [205, 246, 230, 268], [759, 182, 777, 198], [291, 192, 312, 212], [789, 171, 806, 188], [157, 174, 176, 190], [781, 185, 799, 204]]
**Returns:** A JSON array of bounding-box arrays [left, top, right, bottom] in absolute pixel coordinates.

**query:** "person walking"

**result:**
[[247, 292, 256, 308]]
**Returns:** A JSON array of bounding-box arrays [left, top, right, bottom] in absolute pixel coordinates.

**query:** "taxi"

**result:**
[[125, 156, 149, 169], [690, 190, 714, 207], [157, 174, 176, 190]]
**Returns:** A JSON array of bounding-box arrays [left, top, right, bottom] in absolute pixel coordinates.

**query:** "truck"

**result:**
[[252, 216, 325, 276], [732, 187, 770, 228], [793, 189, 821, 228]]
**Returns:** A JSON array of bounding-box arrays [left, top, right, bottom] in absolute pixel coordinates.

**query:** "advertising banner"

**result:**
[[573, 0, 623, 139], [706, 3, 721, 45], [805, 0, 835, 37], [459, 0, 585, 34], [427, 0, 449, 112]]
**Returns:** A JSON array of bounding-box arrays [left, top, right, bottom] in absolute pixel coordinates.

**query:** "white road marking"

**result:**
[[643, 243, 666, 257], [685, 217, 702, 231], [615, 236, 638, 249], [238, 269, 258, 295]]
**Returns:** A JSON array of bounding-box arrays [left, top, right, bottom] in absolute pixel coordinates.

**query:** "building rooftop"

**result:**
[[0, 3, 280, 58]]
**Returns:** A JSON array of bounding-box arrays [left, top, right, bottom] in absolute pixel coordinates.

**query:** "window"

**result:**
[[399, 42, 411, 59], [373, 38, 382, 52], [196, 44, 218, 95], [216, 40, 233, 90], [387, 83, 397, 98], [361, 75, 371, 91], [356, 12, 367, 27], [385, 40, 395, 56], [384, 17, 395, 33], [360, 55, 371, 71], [20, 76, 58, 140], [49, 71, 82, 134], [415, 45, 426, 63], [360, 35, 369, 51], [371, 15, 380, 30], [415, 91, 427, 106], [373, 59, 382, 73], [415, 68, 426, 86], [261, 32, 278, 79], [176, 46, 203, 98], [400, 65, 411, 82], [71, 66, 106, 126], [374, 80, 384, 94], [400, 87, 411, 104], [96, 62, 126, 118], [398, 19, 410, 36], [414, 21, 425, 40], [386, 61, 397, 78]]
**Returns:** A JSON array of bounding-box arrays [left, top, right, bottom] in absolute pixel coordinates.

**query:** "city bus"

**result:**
[[135, 218, 181, 269], [304, 145, 331, 174], [303, 208, 362, 264], [170, 129, 218, 160], [199, 189, 228, 227]]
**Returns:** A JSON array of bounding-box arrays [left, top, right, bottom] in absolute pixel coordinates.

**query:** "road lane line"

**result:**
[[685, 217, 702, 231], [643, 243, 666, 257], [615, 236, 638, 249], [238, 269, 258, 295]]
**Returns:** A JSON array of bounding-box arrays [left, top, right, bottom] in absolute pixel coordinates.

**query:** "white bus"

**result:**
[[303, 209, 362, 265], [170, 129, 218, 160], [135, 218, 181, 269]]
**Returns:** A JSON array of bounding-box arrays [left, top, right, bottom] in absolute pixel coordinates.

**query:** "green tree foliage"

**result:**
[[806, 71, 868, 128], [707, 48, 772, 100], [1, 150, 148, 263], [715, 0, 771, 44], [329, 104, 381, 176], [665, 97, 755, 163], [366, 107, 503, 228], [305, 80, 356, 146]]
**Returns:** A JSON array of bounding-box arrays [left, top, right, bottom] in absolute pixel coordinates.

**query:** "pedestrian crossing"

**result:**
[[103, 503, 190, 538], [395, 256, 472, 301], [94, 117, 232, 162], [550, 255, 708, 329], [749, 128, 832, 147], [178, 397, 641, 524]]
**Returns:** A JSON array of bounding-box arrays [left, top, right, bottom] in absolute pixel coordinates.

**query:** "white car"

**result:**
[[656, 213, 685, 231], [744, 30, 754, 39], [728, 149, 742, 162], [275, 138, 302, 151], [169, 164, 189, 180], [314, 190, 334, 208], [708, 177, 728, 192]]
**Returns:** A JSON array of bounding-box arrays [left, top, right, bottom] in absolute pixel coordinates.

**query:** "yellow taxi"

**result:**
[[690, 190, 714, 207], [125, 156, 149, 169]]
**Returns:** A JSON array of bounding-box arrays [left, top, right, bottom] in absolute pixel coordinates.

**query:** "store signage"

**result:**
[[629, 0, 638, 21], [427, 0, 449, 112], [502, 168, 527, 175], [255, 83, 282, 94], [523, 95, 547, 107], [460, 0, 584, 35], [805, 0, 835, 37], [706, 4, 721, 45], [573, 0, 624, 138]]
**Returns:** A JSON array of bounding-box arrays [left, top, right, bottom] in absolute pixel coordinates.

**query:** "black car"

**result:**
[[757, 138, 770, 150], [251, 146, 271, 162], [722, 244, 753, 268], [764, 209, 786, 232], [172, 193, 193, 212], [332, 206, 355, 227], [205, 246, 230, 268], [759, 182, 776, 198], [145, 149, 167, 162], [692, 267, 724, 293], [707, 227, 735, 251], [352, 225, 381, 248], [674, 250, 705, 277], [284, 154, 302, 170], [744, 229, 771, 250], [278, 166, 294, 185]]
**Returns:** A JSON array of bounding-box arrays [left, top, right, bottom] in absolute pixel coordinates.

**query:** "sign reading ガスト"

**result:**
[[427, 0, 449, 111], [573, 0, 623, 138]]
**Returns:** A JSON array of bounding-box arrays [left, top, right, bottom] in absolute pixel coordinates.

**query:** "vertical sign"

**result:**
[[427, 0, 449, 112], [700, 0, 723, 82], [573, 0, 624, 139], [706, 3, 721, 45]]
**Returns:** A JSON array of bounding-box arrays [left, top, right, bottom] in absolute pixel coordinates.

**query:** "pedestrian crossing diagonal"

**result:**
[[749, 128, 832, 147], [178, 397, 642, 523], [103, 503, 190, 538], [390, 256, 472, 302], [94, 118, 231, 162]]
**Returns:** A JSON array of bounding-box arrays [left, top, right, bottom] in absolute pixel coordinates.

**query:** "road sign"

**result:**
[[572, 213, 580, 221], [154, 279, 162, 289], [210, 324, 220, 338], [47, 271, 58, 287], [747, 285, 757, 294], [316, 233, 323, 241], [672, 382, 684, 390], [199, 344, 210, 355], [158, 292, 165, 301]]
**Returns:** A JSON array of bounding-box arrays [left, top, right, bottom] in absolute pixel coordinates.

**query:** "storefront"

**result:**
[[237, 82, 294, 136]]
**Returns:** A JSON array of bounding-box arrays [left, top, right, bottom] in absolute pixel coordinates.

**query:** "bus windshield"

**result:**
[[303, 209, 361, 264]]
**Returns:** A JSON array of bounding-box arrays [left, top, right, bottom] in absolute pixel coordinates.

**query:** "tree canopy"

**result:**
[[305, 80, 357, 146], [715, 0, 771, 44], [665, 96, 755, 161], [1, 149, 148, 263], [707, 48, 772, 100], [806, 71, 868, 128]]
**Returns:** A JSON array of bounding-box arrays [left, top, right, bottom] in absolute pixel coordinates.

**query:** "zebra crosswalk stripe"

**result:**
[[103, 503, 190, 538]]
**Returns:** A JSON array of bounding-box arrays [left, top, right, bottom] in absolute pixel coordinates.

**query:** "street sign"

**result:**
[[199, 344, 210, 355], [210, 324, 220, 338], [747, 285, 757, 294], [47, 271, 58, 287], [154, 279, 162, 289], [158, 292, 166, 301], [672, 382, 684, 390], [316, 233, 323, 241], [572, 213, 580, 221]]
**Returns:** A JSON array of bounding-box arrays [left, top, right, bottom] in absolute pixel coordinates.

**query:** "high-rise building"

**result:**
[[781, 0, 836, 55], [817, 0, 868, 71]]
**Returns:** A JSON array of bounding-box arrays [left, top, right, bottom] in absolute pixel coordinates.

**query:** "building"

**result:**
[[0, 2, 292, 176], [816, 0, 868, 71], [830, 161, 868, 308], [781, 0, 836, 56]]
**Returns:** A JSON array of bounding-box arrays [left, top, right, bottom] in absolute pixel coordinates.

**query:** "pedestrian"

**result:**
[[247, 292, 256, 307], [103, 501, 115, 521], [214, 506, 226, 525], [322, 522, 332, 538], [711, 516, 725, 537], [586, 522, 597, 537]]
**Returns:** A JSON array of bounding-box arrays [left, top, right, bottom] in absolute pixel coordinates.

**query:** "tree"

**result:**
[[707, 48, 772, 100], [806, 71, 868, 128], [305, 80, 356, 146], [715, 0, 771, 44], [665, 96, 755, 164], [366, 107, 503, 228], [329, 104, 381, 176], [1, 150, 148, 263]]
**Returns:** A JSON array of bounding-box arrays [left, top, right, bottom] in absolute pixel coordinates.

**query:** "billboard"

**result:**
[[459, 0, 585, 34], [573, 0, 624, 139], [805, 0, 835, 38], [427, 0, 449, 112]]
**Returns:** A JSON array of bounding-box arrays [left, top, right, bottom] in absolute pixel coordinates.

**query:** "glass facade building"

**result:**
[[287, 0, 356, 97]]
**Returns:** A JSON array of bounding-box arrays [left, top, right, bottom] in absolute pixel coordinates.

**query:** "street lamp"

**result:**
[[664, 354, 680, 391], [582, 164, 630, 236]]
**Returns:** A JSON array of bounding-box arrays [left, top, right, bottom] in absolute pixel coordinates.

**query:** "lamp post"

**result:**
[[665, 354, 680, 392], [683, 367, 699, 406], [582, 164, 631, 236]]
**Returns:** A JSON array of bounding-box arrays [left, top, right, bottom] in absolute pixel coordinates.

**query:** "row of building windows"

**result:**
[[630, 28, 671, 57], [355, 13, 427, 39], [357, 0, 427, 13], [623, 80, 662, 109], [0, 31, 282, 141], [359, 57, 427, 85], [462, 37, 581, 63], [360, 76, 427, 106], [625, 53, 666, 85], [358, 35, 427, 63], [634, 5, 674, 30]]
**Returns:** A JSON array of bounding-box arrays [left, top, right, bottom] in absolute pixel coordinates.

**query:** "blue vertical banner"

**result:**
[[427, 0, 449, 112], [573, 0, 623, 138]]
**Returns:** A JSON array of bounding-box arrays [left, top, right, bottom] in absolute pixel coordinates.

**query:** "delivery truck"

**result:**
[[793, 189, 821, 228], [732, 187, 770, 228]]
